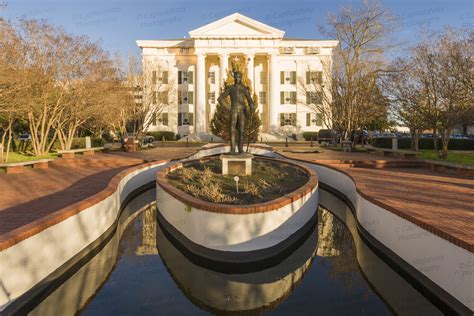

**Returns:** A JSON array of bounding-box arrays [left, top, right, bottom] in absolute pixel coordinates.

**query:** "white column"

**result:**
[[219, 53, 229, 90], [268, 53, 279, 132], [246, 54, 255, 90], [195, 53, 206, 133]]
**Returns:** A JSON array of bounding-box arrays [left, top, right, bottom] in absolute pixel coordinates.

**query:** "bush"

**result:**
[[302, 132, 318, 141], [146, 131, 176, 141], [370, 137, 474, 150]]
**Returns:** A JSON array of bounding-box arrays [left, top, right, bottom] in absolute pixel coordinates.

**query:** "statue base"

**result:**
[[220, 153, 253, 176]]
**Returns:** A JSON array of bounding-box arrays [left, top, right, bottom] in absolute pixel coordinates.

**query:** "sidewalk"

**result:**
[[0, 148, 198, 238], [276, 147, 474, 252]]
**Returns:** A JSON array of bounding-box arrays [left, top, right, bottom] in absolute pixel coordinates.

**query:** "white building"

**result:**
[[137, 13, 338, 140]]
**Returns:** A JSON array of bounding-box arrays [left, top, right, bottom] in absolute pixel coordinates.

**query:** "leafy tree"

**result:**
[[210, 57, 261, 148]]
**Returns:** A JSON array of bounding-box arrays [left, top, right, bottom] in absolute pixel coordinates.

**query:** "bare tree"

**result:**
[[384, 58, 428, 150], [0, 18, 29, 162], [318, 0, 397, 141], [412, 28, 473, 158], [122, 55, 174, 144]]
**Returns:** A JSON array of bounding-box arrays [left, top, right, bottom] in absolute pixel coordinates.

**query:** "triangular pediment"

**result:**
[[189, 13, 284, 39]]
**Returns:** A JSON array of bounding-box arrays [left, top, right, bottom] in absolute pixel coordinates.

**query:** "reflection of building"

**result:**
[[156, 219, 317, 313], [137, 13, 337, 138], [316, 208, 340, 257], [135, 208, 159, 256]]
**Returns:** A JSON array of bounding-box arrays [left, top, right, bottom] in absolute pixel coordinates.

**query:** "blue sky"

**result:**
[[2, 0, 472, 58]]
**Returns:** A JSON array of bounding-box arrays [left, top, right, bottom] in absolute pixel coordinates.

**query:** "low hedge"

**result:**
[[370, 137, 474, 150], [6, 137, 104, 152], [146, 131, 176, 141], [302, 132, 318, 141]]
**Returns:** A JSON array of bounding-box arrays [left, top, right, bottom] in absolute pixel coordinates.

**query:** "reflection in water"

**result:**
[[135, 208, 158, 256], [27, 189, 442, 315]]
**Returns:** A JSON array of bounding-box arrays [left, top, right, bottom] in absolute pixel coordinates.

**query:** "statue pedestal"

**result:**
[[220, 154, 253, 176]]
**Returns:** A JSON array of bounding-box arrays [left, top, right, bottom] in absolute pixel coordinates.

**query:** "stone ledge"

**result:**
[[156, 157, 318, 215]]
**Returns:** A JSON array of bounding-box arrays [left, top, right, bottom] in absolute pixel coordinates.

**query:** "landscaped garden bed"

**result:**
[[166, 158, 309, 205]]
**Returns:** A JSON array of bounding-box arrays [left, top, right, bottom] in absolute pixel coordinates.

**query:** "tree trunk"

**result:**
[[440, 129, 450, 160], [432, 127, 439, 152], [410, 129, 416, 151]]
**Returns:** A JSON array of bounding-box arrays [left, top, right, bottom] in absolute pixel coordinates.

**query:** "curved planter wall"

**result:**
[[156, 158, 318, 256], [0, 160, 170, 312], [284, 157, 473, 313]]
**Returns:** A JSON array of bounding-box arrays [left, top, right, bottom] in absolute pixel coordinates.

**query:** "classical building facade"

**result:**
[[137, 13, 338, 139]]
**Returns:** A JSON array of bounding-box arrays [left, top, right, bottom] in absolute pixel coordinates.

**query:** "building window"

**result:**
[[152, 71, 156, 84], [280, 71, 296, 84], [178, 71, 193, 84], [280, 91, 297, 104], [260, 71, 267, 84], [280, 113, 297, 126], [259, 91, 266, 104], [208, 71, 215, 84], [178, 112, 194, 126], [306, 91, 322, 105], [153, 113, 169, 126], [208, 92, 216, 104], [178, 91, 194, 104], [306, 112, 323, 126], [158, 91, 168, 104], [159, 71, 168, 84], [306, 71, 323, 85]]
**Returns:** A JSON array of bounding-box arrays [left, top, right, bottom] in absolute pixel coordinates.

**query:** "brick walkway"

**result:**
[[0, 145, 472, 253], [276, 147, 474, 252], [0, 148, 198, 238]]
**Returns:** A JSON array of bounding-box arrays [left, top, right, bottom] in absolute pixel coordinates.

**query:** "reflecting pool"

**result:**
[[26, 188, 442, 315]]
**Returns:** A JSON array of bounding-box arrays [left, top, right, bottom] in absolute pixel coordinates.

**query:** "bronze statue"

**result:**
[[217, 71, 255, 154]]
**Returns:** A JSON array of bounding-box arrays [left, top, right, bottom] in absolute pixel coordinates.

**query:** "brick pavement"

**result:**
[[276, 147, 474, 252]]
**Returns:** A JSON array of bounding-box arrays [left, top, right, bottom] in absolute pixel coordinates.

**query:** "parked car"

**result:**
[[450, 134, 469, 139], [373, 132, 396, 138], [123, 132, 155, 144], [317, 129, 336, 143]]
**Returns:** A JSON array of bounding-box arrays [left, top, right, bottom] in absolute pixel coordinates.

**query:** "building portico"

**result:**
[[137, 13, 338, 139]]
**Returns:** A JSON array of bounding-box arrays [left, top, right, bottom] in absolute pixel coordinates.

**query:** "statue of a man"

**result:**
[[217, 71, 255, 154]]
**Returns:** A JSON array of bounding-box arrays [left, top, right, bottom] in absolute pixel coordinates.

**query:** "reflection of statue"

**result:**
[[217, 71, 255, 154], [135, 207, 158, 256]]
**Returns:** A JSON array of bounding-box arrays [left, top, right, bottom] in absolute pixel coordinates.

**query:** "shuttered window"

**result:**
[[280, 71, 296, 84], [154, 113, 168, 126], [161, 71, 168, 84], [178, 91, 194, 104], [208, 92, 216, 104], [306, 91, 322, 104], [259, 91, 266, 104], [306, 112, 323, 126], [280, 91, 297, 104], [178, 71, 193, 84], [280, 113, 297, 126], [208, 71, 215, 84], [178, 113, 193, 126], [260, 71, 267, 84], [306, 71, 323, 84]]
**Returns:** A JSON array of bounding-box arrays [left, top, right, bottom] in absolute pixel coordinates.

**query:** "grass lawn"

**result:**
[[2, 152, 58, 164], [416, 150, 474, 166]]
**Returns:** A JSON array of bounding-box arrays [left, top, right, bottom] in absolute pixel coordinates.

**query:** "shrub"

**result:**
[[370, 137, 474, 150], [302, 132, 318, 141], [146, 131, 176, 141]]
